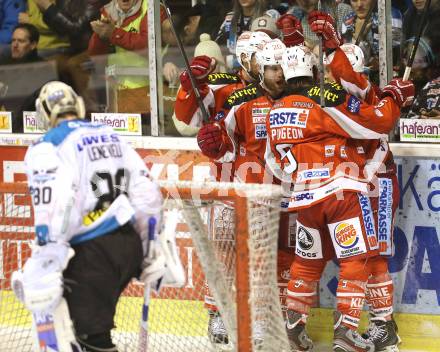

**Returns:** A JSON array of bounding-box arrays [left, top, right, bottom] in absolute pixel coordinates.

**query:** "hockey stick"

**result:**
[[161, 0, 211, 122], [355, 0, 377, 46], [137, 217, 157, 352], [403, 0, 431, 80], [317, 0, 325, 107]]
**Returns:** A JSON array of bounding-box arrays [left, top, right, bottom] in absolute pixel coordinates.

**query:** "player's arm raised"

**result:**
[[174, 56, 217, 127], [325, 78, 414, 138]]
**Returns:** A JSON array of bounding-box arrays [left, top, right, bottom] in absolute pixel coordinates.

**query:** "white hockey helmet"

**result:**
[[256, 38, 286, 78], [247, 31, 271, 57], [236, 31, 253, 70], [340, 43, 365, 73], [35, 81, 85, 130], [281, 45, 317, 80]]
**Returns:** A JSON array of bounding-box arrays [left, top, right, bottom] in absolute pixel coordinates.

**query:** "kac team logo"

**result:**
[[334, 222, 359, 249]]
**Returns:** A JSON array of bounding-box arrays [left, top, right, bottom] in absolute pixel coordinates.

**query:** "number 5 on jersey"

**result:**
[[275, 144, 297, 174]]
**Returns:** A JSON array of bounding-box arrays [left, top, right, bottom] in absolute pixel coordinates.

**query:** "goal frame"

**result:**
[[0, 180, 285, 352]]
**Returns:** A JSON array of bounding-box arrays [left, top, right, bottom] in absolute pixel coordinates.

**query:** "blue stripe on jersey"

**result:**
[[42, 119, 103, 146], [70, 216, 121, 245]]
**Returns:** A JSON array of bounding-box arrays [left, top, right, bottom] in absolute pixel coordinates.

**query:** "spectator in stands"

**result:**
[[216, 0, 271, 53], [406, 76, 440, 119], [401, 35, 440, 99], [31, 0, 104, 111], [287, 0, 353, 48], [401, 0, 440, 88], [0, 23, 41, 64], [342, 0, 402, 83], [164, 2, 228, 46], [250, 15, 281, 38], [0, 23, 43, 131], [401, 0, 440, 62], [33, 0, 102, 55], [0, 0, 26, 54], [402, 0, 440, 46], [88, 0, 153, 113], [19, 0, 71, 58]]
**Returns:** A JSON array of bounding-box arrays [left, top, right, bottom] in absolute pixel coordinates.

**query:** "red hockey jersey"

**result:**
[[328, 48, 396, 178], [265, 81, 400, 210], [174, 72, 247, 127], [216, 83, 276, 183]]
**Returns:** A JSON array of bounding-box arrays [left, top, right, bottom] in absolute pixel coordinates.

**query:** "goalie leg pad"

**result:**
[[11, 242, 74, 313]]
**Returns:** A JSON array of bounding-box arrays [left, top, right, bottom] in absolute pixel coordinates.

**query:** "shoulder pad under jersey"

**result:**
[[223, 83, 263, 110], [207, 72, 241, 85], [304, 81, 346, 107]]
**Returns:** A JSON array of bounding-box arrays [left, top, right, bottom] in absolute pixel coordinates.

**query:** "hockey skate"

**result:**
[[362, 314, 401, 343], [285, 310, 314, 351], [208, 310, 233, 351], [333, 311, 374, 352], [366, 317, 400, 352]]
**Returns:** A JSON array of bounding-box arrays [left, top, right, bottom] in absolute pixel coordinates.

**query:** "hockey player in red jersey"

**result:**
[[327, 42, 402, 351], [197, 38, 300, 347], [265, 44, 414, 351], [174, 31, 271, 130], [198, 39, 287, 183], [175, 30, 272, 348], [309, 11, 405, 350]]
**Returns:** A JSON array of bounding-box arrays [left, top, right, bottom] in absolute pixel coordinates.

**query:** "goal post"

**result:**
[[0, 181, 289, 352]]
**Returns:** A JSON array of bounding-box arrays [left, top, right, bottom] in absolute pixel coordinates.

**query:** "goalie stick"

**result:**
[[403, 0, 431, 80], [137, 210, 184, 351], [137, 217, 157, 352]]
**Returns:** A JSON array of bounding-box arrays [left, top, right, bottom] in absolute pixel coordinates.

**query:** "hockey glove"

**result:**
[[140, 243, 167, 291], [381, 78, 415, 108], [308, 11, 343, 50], [179, 55, 217, 92], [197, 123, 227, 159], [140, 210, 185, 291], [276, 14, 304, 47]]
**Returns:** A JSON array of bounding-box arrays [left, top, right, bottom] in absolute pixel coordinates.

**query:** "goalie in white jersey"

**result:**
[[11, 81, 184, 352]]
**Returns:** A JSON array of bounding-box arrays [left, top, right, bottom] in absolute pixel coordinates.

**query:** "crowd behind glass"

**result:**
[[0, 0, 438, 135]]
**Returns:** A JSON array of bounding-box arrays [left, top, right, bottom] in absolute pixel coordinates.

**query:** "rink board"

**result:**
[[1, 139, 440, 350]]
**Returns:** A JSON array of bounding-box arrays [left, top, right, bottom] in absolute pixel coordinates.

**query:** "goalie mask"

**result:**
[[255, 38, 286, 80], [35, 81, 85, 130], [340, 43, 365, 73], [281, 45, 317, 80]]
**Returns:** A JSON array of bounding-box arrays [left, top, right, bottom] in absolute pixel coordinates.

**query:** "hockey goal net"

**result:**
[[0, 180, 288, 352]]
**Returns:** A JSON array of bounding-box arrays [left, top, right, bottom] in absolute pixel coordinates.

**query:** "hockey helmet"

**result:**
[[256, 39, 286, 78], [35, 81, 85, 130], [340, 43, 365, 73], [281, 45, 317, 80], [247, 31, 271, 58], [236, 31, 253, 70]]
